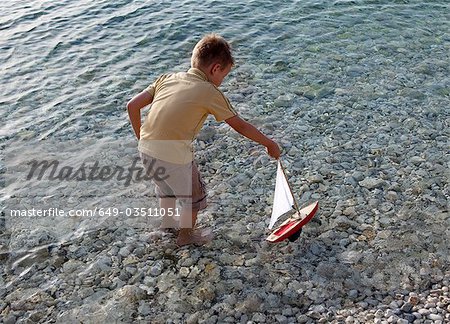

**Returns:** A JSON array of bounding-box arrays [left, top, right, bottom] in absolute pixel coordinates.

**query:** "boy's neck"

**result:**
[[192, 63, 231, 87]]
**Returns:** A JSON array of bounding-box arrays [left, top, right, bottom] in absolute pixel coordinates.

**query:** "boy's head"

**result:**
[[191, 34, 234, 86]]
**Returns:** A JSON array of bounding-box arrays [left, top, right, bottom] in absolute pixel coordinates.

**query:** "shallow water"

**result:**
[[1, 0, 449, 236], [0, 1, 449, 320], [1, 0, 449, 242], [1, 0, 449, 140]]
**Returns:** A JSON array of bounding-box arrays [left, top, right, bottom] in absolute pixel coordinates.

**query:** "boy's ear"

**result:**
[[210, 63, 222, 74]]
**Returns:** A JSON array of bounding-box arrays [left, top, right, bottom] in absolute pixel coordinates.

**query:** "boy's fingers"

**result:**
[[268, 149, 280, 159]]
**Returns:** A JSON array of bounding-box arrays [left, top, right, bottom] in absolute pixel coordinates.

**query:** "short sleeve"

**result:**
[[208, 90, 237, 122], [144, 74, 170, 98]]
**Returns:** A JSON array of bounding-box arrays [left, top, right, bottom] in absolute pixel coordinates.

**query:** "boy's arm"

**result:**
[[127, 91, 153, 140], [225, 115, 281, 159]]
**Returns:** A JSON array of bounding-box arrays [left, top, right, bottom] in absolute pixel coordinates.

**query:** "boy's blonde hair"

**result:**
[[191, 34, 234, 70]]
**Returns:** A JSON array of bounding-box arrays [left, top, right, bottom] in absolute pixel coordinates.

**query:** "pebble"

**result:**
[[428, 314, 443, 321], [149, 262, 163, 277], [275, 314, 288, 323], [252, 312, 266, 322], [397, 319, 409, 324], [3, 315, 17, 324], [348, 289, 358, 299], [359, 177, 385, 189], [138, 302, 151, 316], [408, 295, 420, 305], [179, 267, 190, 278], [400, 302, 413, 313]]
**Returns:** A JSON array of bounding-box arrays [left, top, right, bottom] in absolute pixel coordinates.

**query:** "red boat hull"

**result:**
[[266, 201, 319, 243]]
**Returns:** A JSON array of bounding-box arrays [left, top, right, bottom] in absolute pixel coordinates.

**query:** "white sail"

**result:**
[[269, 161, 295, 229]]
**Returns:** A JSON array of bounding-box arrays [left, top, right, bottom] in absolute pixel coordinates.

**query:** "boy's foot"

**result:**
[[160, 216, 180, 229], [176, 227, 214, 247], [161, 228, 179, 235]]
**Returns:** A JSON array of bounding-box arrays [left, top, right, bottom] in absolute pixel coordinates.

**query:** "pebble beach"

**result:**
[[1, 0, 449, 323]]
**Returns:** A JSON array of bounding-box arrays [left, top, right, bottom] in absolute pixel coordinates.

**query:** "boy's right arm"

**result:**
[[127, 91, 153, 140]]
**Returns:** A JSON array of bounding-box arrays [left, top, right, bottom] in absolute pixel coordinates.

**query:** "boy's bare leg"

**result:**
[[176, 208, 213, 246], [178, 206, 196, 231], [159, 197, 179, 228]]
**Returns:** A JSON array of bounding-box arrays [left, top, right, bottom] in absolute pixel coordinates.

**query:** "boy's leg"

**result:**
[[175, 162, 212, 246], [140, 153, 176, 229], [176, 207, 212, 246], [159, 197, 179, 228], [176, 207, 196, 245], [179, 206, 196, 229]]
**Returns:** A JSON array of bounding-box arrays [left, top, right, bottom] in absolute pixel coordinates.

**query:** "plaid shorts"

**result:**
[[140, 152, 207, 212]]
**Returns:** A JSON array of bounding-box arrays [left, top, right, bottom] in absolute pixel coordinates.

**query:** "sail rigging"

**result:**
[[268, 160, 296, 229]]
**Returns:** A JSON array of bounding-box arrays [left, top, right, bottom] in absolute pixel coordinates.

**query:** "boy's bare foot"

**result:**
[[160, 216, 180, 229], [176, 228, 213, 247], [161, 228, 179, 235]]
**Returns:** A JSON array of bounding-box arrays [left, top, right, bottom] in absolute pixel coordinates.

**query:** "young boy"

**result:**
[[127, 34, 280, 246]]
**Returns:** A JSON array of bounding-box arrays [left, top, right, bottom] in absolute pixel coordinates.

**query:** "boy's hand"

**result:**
[[267, 141, 281, 159]]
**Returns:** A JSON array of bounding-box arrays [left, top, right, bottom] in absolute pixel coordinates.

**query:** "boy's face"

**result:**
[[209, 63, 232, 87]]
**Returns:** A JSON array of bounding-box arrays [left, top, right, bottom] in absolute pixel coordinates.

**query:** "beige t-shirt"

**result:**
[[138, 68, 237, 164]]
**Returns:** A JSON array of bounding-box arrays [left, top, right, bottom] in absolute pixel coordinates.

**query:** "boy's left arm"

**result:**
[[127, 91, 153, 140], [226, 115, 281, 159]]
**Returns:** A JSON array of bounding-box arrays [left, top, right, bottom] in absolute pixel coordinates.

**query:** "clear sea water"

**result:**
[[1, 1, 449, 245], [1, 0, 449, 142]]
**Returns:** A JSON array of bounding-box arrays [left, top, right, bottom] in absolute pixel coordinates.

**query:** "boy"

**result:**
[[127, 34, 280, 246]]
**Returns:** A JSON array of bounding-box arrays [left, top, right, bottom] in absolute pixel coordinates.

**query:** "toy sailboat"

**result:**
[[266, 160, 319, 243]]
